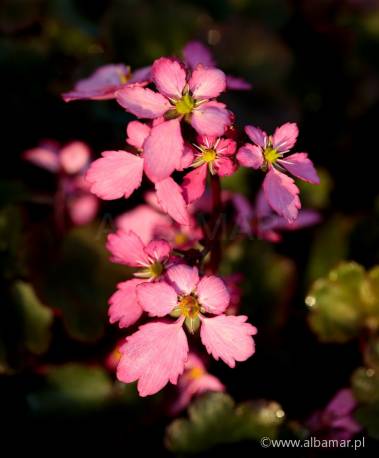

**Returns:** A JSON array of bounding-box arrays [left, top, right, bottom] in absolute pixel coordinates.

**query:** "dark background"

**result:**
[[1, 0, 379, 455]]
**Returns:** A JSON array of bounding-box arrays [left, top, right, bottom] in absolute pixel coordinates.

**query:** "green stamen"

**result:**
[[175, 93, 195, 115]]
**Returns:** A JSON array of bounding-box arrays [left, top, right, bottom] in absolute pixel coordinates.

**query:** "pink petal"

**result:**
[[200, 315, 257, 367], [327, 389, 357, 417], [214, 157, 236, 176], [182, 41, 215, 69], [117, 319, 189, 396], [255, 189, 273, 220], [263, 168, 301, 222], [196, 276, 230, 314], [166, 264, 199, 295], [23, 147, 59, 172], [143, 119, 183, 183], [266, 209, 320, 233], [189, 66, 226, 99], [226, 75, 252, 91], [272, 122, 299, 153], [278, 152, 320, 184], [172, 373, 225, 414], [86, 150, 144, 200], [129, 65, 152, 84], [144, 239, 171, 261], [155, 177, 190, 225], [68, 194, 99, 225], [60, 141, 90, 174], [182, 164, 207, 204], [245, 125, 267, 148], [232, 194, 254, 235], [177, 145, 195, 171], [151, 57, 186, 99], [191, 102, 230, 136], [126, 121, 151, 150], [216, 138, 236, 156], [62, 64, 130, 101], [116, 85, 170, 118], [106, 230, 149, 267], [116, 205, 170, 245], [109, 278, 144, 328], [137, 281, 177, 317], [237, 144, 263, 169]]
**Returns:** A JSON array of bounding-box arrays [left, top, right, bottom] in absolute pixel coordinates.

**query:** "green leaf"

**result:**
[[28, 226, 129, 342], [352, 367, 379, 404], [11, 281, 53, 355], [355, 403, 379, 440], [165, 393, 284, 454], [306, 262, 366, 342], [306, 216, 352, 285], [27, 363, 113, 415]]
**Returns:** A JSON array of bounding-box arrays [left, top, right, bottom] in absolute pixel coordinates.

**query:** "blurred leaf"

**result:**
[[352, 367, 379, 404], [29, 225, 128, 342], [306, 262, 366, 342], [165, 393, 284, 453], [355, 403, 379, 440], [0, 206, 26, 279], [28, 363, 113, 415], [306, 215, 352, 284], [298, 168, 332, 210], [11, 281, 53, 355]]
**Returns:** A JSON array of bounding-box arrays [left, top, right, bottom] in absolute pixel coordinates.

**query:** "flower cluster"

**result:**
[[63, 41, 320, 397]]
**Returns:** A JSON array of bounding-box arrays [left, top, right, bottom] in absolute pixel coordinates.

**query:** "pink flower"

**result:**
[[23, 141, 99, 226], [116, 57, 231, 182], [85, 120, 190, 225], [105, 339, 123, 372], [233, 190, 320, 242], [117, 264, 257, 396], [182, 41, 252, 91], [237, 123, 320, 222], [62, 64, 151, 102], [117, 199, 203, 249], [182, 135, 237, 204], [307, 389, 362, 440], [106, 230, 173, 328], [170, 353, 225, 414]]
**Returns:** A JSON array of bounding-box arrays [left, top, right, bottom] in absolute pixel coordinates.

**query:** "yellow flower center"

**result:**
[[175, 93, 195, 115], [202, 148, 217, 163], [179, 295, 200, 318], [263, 147, 280, 165], [174, 232, 189, 246], [188, 366, 205, 380], [148, 261, 164, 278]]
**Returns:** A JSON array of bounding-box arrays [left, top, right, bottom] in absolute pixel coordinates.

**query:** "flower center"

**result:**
[[148, 261, 164, 278], [174, 232, 189, 246], [175, 93, 195, 115], [202, 148, 217, 163], [179, 295, 200, 318], [135, 260, 164, 279], [187, 367, 204, 380], [263, 147, 280, 165]]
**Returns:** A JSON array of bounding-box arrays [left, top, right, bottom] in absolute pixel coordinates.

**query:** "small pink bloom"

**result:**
[[117, 265, 256, 396], [237, 122, 319, 222], [182, 135, 237, 203], [307, 389, 362, 440], [62, 64, 151, 102], [182, 41, 252, 91], [106, 230, 174, 328], [23, 141, 99, 227], [233, 190, 320, 242], [85, 120, 190, 225], [116, 57, 231, 182], [67, 194, 99, 226], [171, 353, 225, 414]]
